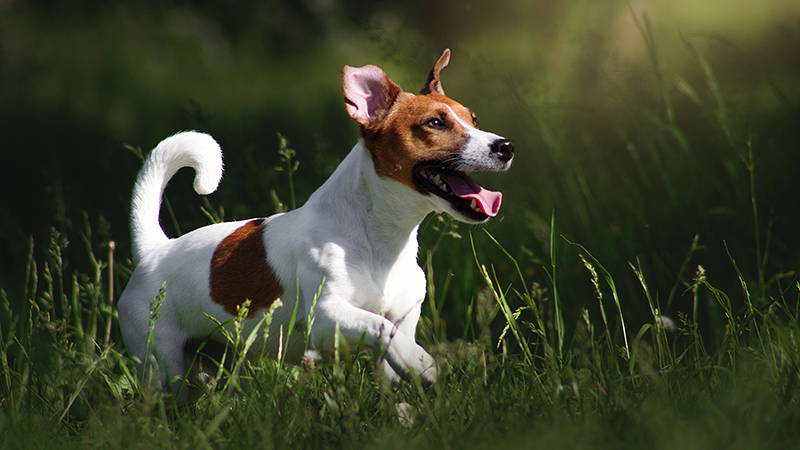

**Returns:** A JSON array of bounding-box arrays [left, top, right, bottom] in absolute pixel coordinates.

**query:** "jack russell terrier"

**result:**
[[118, 49, 514, 405]]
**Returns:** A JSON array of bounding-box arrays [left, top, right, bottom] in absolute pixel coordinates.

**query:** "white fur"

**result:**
[[445, 105, 507, 172]]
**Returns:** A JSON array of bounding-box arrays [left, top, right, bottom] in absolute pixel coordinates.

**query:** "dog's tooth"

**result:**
[[470, 199, 478, 211]]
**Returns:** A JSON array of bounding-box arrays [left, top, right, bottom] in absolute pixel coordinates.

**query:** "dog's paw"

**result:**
[[395, 402, 414, 428], [384, 336, 439, 385], [419, 353, 439, 385]]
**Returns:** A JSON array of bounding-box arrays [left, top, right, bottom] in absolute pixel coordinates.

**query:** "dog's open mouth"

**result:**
[[416, 164, 503, 221]]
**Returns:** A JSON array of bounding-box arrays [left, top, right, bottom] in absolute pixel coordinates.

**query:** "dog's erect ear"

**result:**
[[420, 48, 451, 96], [342, 65, 403, 127]]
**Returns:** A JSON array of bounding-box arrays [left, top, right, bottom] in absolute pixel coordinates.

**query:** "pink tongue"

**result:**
[[439, 173, 503, 217]]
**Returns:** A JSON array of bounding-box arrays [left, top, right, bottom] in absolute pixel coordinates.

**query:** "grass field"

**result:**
[[2, 2, 800, 449], [2, 201, 800, 449]]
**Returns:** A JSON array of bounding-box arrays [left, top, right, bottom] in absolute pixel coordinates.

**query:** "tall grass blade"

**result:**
[[665, 234, 702, 312], [566, 239, 630, 359], [548, 211, 565, 360], [143, 283, 167, 387], [746, 137, 766, 301], [579, 255, 612, 350], [304, 278, 323, 351], [57, 345, 112, 425], [70, 273, 85, 344], [481, 230, 543, 335], [276, 133, 299, 211], [105, 241, 115, 346], [470, 234, 533, 366], [630, 258, 673, 369], [281, 280, 301, 366]]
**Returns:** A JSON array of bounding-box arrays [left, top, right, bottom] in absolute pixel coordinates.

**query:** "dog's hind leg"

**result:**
[[183, 338, 241, 402], [118, 289, 193, 406], [136, 329, 192, 405]]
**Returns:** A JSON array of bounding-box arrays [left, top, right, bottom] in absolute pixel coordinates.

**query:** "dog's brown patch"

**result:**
[[361, 92, 476, 190], [210, 219, 283, 318]]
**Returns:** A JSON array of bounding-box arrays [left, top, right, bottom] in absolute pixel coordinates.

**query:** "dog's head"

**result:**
[[342, 49, 514, 224]]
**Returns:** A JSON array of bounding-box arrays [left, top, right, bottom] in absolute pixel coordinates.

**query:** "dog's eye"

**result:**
[[472, 114, 479, 128], [425, 118, 447, 129]]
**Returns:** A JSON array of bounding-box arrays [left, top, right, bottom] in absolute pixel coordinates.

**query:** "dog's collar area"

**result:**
[[415, 164, 502, 221]]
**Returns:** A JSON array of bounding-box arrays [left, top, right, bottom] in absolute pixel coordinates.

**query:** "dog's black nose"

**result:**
[[491, 139, 514, 162]]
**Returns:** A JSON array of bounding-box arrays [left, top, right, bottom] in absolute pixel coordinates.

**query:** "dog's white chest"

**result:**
[[362, 254, 426, 318], [312, 237, 426, 319]]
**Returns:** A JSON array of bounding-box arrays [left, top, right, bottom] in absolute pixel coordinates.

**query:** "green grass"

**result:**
[[2, 3, 800, 449], [2, 170, 799, 448]]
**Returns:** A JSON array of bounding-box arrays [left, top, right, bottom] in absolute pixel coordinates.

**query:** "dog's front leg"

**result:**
[[311, 301, 438, 384]]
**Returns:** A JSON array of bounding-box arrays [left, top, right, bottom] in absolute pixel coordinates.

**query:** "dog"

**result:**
[[117, 49, 514, 405]]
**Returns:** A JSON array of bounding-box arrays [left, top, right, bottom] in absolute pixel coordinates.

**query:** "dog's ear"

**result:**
[[420, 48, 451, 96], [342, 65, 403, 127]]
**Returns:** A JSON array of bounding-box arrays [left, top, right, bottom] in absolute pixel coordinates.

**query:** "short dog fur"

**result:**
[[118, 49, 514, 405]]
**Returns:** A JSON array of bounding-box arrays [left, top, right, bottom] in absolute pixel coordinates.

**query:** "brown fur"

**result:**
[[362, 92, 479, 189], [210, 219, 284, 318]]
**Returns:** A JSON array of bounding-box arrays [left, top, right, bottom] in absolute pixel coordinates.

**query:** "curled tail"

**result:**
[[130, 131, 223, 263]]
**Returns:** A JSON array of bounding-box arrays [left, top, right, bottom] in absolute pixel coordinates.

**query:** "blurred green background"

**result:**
[[1, 0, 799, 341]]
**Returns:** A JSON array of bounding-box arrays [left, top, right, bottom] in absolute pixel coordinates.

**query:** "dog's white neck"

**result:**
[[304, 140, 431, 258]]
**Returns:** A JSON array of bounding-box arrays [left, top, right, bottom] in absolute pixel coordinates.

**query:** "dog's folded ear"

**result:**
[[420, 48, 451, 96], [342, 64, 403, 127]]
